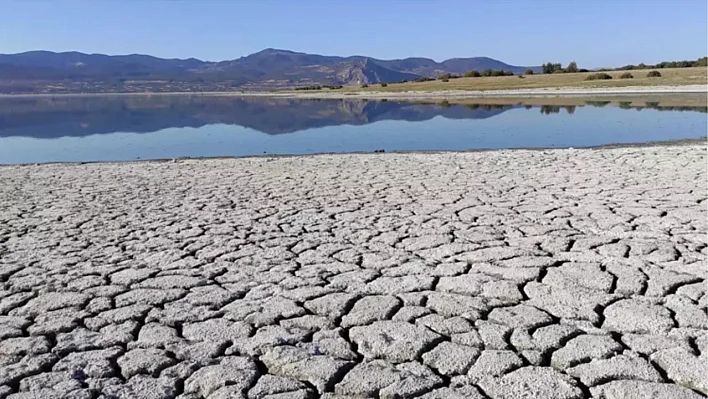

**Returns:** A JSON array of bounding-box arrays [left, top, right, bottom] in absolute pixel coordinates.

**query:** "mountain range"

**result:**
[[0, 48, 541, 92]]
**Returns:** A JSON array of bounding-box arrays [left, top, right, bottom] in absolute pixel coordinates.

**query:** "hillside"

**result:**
[[0, 48, 540, 93]]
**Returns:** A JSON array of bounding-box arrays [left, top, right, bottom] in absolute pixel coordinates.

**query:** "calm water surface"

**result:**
[[0, 95, 705, 164]]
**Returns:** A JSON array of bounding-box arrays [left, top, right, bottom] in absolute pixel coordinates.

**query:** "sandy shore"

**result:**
[[1, 146, 706, 398], [1, 83, 706, 99], [262, 84, 708, 100]]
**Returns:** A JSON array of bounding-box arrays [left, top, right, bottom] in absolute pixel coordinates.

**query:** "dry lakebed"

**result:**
[[0, 145, 706, 398]]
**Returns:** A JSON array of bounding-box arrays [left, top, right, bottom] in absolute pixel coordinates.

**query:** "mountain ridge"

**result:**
[[0, 48, 541, 93]]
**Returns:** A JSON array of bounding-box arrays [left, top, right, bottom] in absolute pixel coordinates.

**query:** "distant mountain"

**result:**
[[0, 48, 541, 93]]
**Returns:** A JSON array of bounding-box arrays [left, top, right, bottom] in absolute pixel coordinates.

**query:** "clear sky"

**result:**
[[1, 0, 706, 68]]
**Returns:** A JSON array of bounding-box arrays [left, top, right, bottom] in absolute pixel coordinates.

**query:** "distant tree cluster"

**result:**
[[461, 69, 514, 77], [294, 84, 342, 90], [614, 57, 707, 71], [294, 85, 323, 91], [524, 69, 534, 75], [542, 62, 563, 74], [541, 61, 586, 74], [437, 73, 461, 80]]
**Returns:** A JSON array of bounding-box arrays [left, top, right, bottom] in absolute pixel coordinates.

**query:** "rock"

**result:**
[[52, 347, 122, 378], [422, 342, 480, 376], [261, 345, 353, 393], [416, 386, 486, 399], [0, 336, 50, 357], [0, 354, 57, 386], [621, 333, 691, 355], [566, 352, 662, 386], [340, 295, 400, 328], [476, 321, 512, 350], [651, 347, 708, 395], [364, 275, 435, 295], [102, 375, 177, 399], [589, 380, 704, 399], [334, 360, 441, 399], [551, 335, 622, 370], [182, 319, 252, 344], [303, 293, 359, 319], [349, 321, 442, 363], [466, 350, 523, 383], [487, 304, 553, 329], [602, 299, 674, 334], [479, 366, 583, 399], [416, 314, 473, 336], [117, 349, 175, 379], [247, 375, 310, 399], [183, 356, 259, 398]]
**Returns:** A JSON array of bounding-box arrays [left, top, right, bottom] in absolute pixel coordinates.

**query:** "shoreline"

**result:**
[[1, 84, 706, 99], [3, 137, 705, 167]]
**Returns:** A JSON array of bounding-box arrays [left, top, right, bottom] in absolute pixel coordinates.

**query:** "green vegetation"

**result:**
[[585, 73, 613, 81], [615, 57, 707, 70], [380, 83, 388, 87], [542, 62, 563, 74], [647, 70, 662, 78], [361, 83, 369, 88], [524, 69, 534, 75], [464, 70, 481, 77], [619, 72, 634, 79], [566, 61, 578, 73]]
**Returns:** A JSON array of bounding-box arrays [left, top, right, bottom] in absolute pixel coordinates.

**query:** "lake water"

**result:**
[[0, 95, 705, 164]]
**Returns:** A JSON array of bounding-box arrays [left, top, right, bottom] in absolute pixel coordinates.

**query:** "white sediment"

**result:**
[[0, 145, 706, 398]]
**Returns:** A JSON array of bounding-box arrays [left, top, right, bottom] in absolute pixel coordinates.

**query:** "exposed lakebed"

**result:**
[[0, 94, 705, 164]]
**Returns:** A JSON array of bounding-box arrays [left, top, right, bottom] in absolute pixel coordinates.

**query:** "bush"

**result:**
[[647, 70, 662, 78], [524, 69, 534, 75], [464, 70, 481, 78], [518, 75, 525, 79], [585, 73, 613, 81], [619, 72, 633, 79], [380, 83, 388, 87], [438, 73, 453, 80], [441, 78, 449, 82], [361, 84, 369, 88]]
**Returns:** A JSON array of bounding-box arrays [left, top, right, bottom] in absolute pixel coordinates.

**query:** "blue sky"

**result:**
[[1, 0, 705, 68]]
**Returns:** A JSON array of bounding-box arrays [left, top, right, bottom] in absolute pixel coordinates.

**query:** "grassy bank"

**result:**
[[336, 67, 707, 92]]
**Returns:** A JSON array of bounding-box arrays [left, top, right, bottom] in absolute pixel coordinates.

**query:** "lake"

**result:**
[[0, 95, 705, 164]]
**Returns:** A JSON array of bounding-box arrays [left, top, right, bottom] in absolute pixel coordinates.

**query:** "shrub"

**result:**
[[438, 73, 453, 80], [441, 78, 449, 82], [361, 84, 369, 88], [380, 83, 388, 87], [481, 69, 493, 77], [524, 69, 534, 75], [647, 70, 662, 78], [464, 70, 481, 78], [619, 72, 633, 79], [585, 73, 613, 81], [518, 75, 525, 79]]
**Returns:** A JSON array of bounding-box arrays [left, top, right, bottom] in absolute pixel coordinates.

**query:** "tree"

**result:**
[[524, 69, 534, 75], [566, 61, 578, 73], [481, 69, 493, 77], [464, 70, 481, 77], [541, 62, 563, 74]]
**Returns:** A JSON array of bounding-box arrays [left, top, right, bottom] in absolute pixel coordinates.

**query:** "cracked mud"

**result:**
[[0, 146, 706, 399]]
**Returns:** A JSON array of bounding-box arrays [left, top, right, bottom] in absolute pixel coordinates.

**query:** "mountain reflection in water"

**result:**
[[1, 95, 705, 138]]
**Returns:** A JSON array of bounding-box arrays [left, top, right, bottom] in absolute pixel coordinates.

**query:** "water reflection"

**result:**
[[1, 95, 705, 139]]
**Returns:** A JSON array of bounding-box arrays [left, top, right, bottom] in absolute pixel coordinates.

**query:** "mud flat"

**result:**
[[0, 145, 706, 398]]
